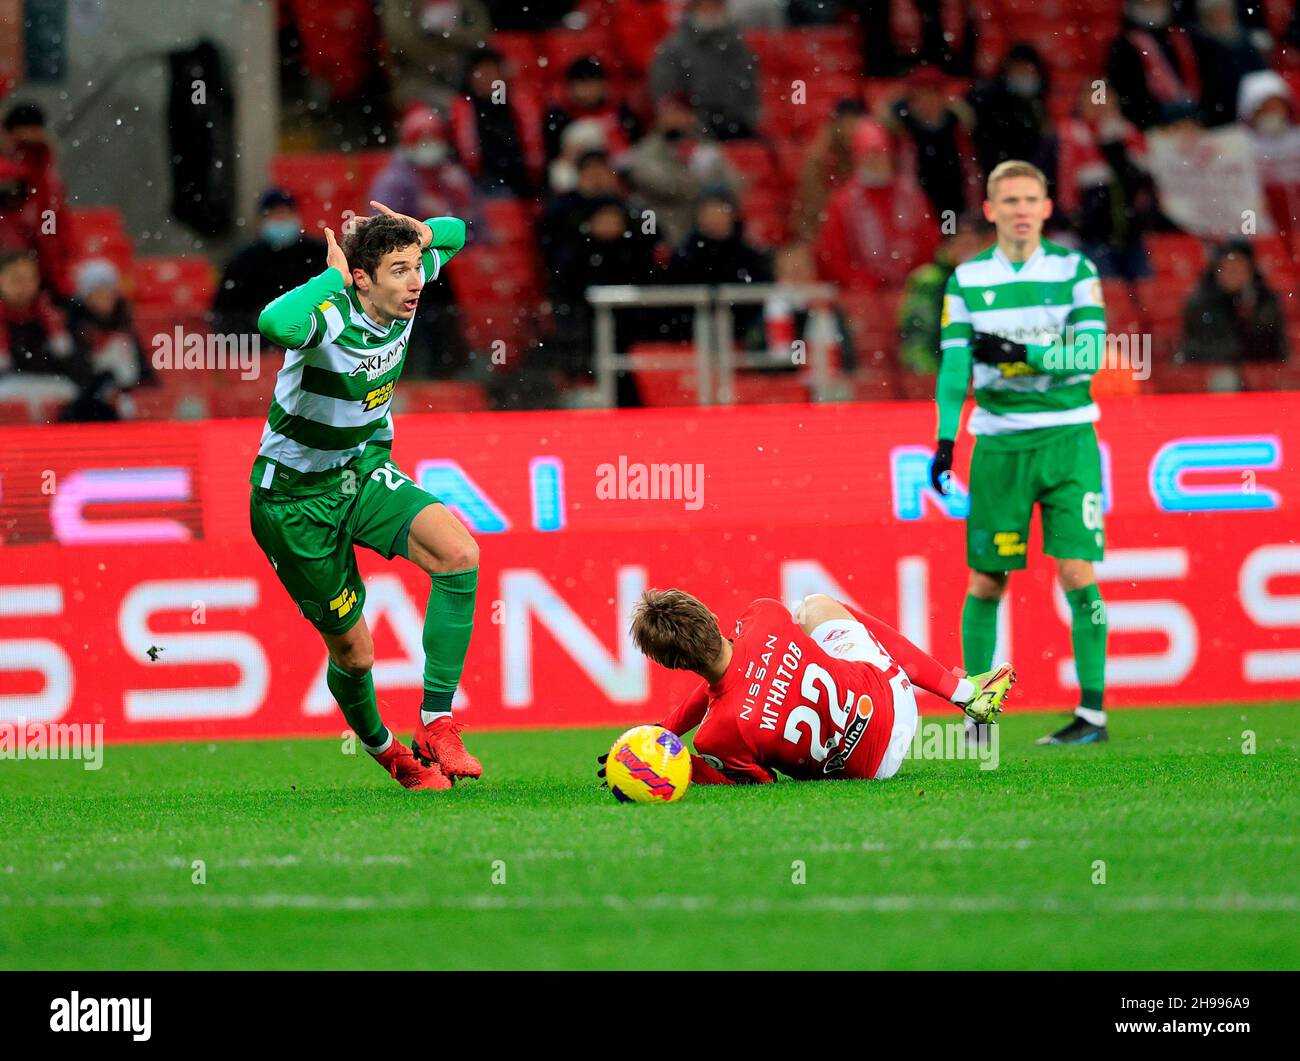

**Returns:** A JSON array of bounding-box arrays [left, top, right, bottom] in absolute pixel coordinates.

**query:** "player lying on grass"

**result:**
[[601, 590, 1015, 785], [249, 204, 480, 792]]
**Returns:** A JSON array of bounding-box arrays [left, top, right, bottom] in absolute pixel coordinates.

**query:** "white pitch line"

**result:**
[[0, 893, 1295, 914]]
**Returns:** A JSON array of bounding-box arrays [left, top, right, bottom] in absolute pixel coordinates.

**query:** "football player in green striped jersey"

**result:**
[[930, 162, 1110, 746], [249, 203, 481, 789]]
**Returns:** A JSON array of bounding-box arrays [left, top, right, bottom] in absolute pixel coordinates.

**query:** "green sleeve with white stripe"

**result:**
[[422, 216, 467, 276], [1025, 256, 1108, 377], [257, 267, 347, 350], [935, 271, 972, 441]]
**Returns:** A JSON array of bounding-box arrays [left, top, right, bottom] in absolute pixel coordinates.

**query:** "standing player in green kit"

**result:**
[[249, 203, 480, 789], [930, 161, 1110, 745]]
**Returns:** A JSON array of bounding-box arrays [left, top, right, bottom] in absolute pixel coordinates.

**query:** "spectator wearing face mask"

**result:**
[[1232, 71, 1300, 257], [1239, 71, 1300, 257], [369, 107, 484, 236], [1107, 0, 1205, 130], [649, 0, 761, 141], [967, 43, 1055, 183], [877, 65, 980, 224], [211, 188, 327, 340], [814, 119, 939, 291], [1179, 239, 1289, 364], [67, 259, 150, 390], [624, 91, 739, 250]]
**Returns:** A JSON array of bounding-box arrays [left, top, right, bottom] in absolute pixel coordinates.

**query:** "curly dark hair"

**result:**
[[342, 214, 423, 279]]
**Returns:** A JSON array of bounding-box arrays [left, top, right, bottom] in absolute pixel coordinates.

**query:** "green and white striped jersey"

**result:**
[[249, 217, 465, 496], [936, 239, 1106, 446]]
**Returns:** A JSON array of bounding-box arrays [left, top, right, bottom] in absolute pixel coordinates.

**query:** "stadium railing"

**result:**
[[586, 282, 839, 407]]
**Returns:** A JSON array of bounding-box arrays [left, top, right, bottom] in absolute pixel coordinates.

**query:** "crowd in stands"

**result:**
[[4, 0, 1300, 421]]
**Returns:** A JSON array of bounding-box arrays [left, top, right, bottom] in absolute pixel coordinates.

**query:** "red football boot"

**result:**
[[370, 739, 452, 790], [412, 715, 482, 779]]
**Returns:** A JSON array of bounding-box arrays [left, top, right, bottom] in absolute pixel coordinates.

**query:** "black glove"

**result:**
[[970, 332, 1029, 364], [930, 438, 954, 495], [596, 752, 608, 788]]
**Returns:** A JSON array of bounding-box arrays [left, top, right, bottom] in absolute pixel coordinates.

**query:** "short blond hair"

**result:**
[[986, 160, 1048, 200]]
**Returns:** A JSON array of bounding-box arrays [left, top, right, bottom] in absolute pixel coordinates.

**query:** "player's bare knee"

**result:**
[[1056, 559, 1094, 592], [968, 570, 1008, 600], [332, 644, 373, 675]]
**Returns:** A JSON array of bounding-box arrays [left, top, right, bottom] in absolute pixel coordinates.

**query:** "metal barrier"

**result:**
[[586, 282, 840, 407]]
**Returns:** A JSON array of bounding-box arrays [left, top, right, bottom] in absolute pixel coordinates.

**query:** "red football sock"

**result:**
[[840, 602, 961, 701]]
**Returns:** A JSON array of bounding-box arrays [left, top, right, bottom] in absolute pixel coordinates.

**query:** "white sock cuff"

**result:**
[[362, 731, 394, 755], [1075, 706, 1107, 727], [420, 709, 452, 727], [952, 678, 977, 705]]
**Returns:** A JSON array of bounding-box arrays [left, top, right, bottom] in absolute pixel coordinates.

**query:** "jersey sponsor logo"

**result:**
[[349, 337, 407, 381], [982, 290, 996, 306], [828, 639, 858, 656], [822, 694, 875, 775], [822, 627, 848, 642], [362, 379, 395, 411]]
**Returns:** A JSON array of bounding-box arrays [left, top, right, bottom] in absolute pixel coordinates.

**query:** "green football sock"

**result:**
[[961, 593, 1000, 675], [1066, 584, 1107, 711], [421, 567, 478, 717], [326, 657, 388, 748]]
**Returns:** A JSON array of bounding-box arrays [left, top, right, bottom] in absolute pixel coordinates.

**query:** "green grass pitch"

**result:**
[[1, 704, 1296, 970]]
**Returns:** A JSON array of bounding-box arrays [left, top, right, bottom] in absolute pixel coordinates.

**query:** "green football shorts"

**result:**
[[966, 423, 1105, 572], [249, 458, 440, 634]]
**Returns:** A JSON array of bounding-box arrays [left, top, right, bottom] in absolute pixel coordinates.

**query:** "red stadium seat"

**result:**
[[482, 198, 539, 246], [131, 257, 216, 313], [760, 73, 861, 140], [395, 380, 490, 413], [69, 207, 134, 273], [270, 152, 362, 234]]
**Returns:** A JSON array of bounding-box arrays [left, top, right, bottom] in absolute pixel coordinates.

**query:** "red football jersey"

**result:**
[[660, 598, 906, 783]]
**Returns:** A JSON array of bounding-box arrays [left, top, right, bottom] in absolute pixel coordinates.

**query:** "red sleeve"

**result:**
[[659, 682, 710, 737], [693, 711, 777, 785]]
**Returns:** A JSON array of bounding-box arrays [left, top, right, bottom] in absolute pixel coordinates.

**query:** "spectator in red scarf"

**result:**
[[450, 46, 544, 197], [814, 119, 939, 291], [0, 103, 73, 299], [0, 250, 81, 381], [1107, 0, 1205, 129]]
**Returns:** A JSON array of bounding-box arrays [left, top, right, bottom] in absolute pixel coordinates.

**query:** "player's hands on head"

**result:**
[[931, 438, 954, 494], [324, 228, 352, 287], [970, 332, 1029, 364], [369, 200, 433, 249]]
